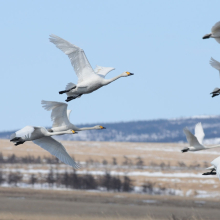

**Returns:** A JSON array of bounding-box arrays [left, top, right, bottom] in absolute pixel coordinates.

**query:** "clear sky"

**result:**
[[1, 0, 220, 131]]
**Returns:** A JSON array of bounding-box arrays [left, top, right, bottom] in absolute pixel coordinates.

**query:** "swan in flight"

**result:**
[[203, 21, 220, 43], [182, 122, 220, 152], [202, 156, 220, 180], [49, 34, 134, 102], [10, 126, 80, 169], [41, 100, 106, 132], [209, 57, 220, 97]]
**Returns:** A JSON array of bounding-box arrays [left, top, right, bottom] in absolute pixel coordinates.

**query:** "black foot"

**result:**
[[202, 171, 216, 175], [10, 137, 21, 142], [59, 86, 76, 94], [181, 148, 189, 153], [65, 94, 82, 102], [211, 93, 219, 98], [203, 33, 212, 39], [15, 141, 25, 146]]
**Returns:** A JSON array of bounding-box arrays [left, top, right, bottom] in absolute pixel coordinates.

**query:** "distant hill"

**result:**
[[1, 115, 220, 143]]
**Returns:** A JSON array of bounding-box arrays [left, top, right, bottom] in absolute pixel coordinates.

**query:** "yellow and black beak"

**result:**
[[126, 72, 134, 76], [100, 126, 106, 129], [72, 130, 77, 134]]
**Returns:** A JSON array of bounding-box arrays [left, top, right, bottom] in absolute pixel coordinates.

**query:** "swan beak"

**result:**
[[72, 130, 77, 134], [127, 72, 134, 76], [100, 126, 106, 129]]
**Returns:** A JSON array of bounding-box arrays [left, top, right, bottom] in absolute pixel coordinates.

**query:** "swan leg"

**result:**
[[181, 148, 189, 153], [15, 141, 25, 146], [211, 93, 220, 98], [10, 137, 22, 142], [202, 169, 216, 175], [59, 86, 76, 94], [65, 94, 82, 102], [203, 33, 212, 39]]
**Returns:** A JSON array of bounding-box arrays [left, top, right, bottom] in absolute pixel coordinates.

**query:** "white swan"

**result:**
[[41, 100, 106, 132], [203, 21, 220, 43], [49, 34, 134, 102], [182, 122, 220, 152], [202, 156, 220, 180], [10, 126, 80, 168], [209, 57, 220, 97]]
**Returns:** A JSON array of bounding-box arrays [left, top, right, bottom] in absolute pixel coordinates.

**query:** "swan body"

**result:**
[[49, 34, 134, 102], [182, 122, 220, 152], [10, 126, 79, 168], [41, 100, 106, 132], [203, 21, 220, 43], [209, 57, 220, 97]]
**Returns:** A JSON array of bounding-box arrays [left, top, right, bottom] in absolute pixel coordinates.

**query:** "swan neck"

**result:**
[[79, 126, 97, 131], [103, 74, 122, 85]]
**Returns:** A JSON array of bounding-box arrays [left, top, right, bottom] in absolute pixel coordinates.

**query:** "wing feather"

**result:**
[[49, 34, 95, 83], [33, 137, 80, 169], [210, 57, 220, 76], [183, 127, 202, 149], [41, 100, 71, 128], [94, 66, 115, 77], [194, 122, 205, 145]]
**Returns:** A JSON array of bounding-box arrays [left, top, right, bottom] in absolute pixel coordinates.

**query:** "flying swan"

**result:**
[[209, 57, 220, 97], [202, 156, 220, 181], [182, 122, 220, 152], [203, 21, 220, 43], [10, 126, 80, 169], [49, 34, 134, 102], [41, 100, 106, 132]]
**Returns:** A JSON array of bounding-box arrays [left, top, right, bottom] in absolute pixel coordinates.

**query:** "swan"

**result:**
[[10, 126, 80, 168], [202, 156, 220, 180], [209, 57, 220, 97], [49, 34, 134, 102], [182, 122, 220, 152], [41, 100, 106, 132], [203, 21, 220, 43]]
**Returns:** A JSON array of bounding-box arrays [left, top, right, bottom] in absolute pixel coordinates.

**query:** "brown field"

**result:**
[[1, 139, 220, 219]]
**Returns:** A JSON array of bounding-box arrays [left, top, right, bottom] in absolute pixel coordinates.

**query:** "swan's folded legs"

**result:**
[[181, 148, 189, 153], [15, 141, 25, 146], [203, 34, 212, 39], [10, 137, 21, 142], [211, 93, 220, 98], [65, 94, 82, 102], [202, 169, 216, 175], [59, 86, 76, 94]]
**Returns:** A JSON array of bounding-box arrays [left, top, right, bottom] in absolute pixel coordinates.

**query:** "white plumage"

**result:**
[[49, 34, 134, 102], [41, 100, 106, 132], [10, 126, 80, 169]]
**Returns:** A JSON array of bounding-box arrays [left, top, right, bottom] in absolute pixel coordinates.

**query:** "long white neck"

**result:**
[[206, 145, 220, 149], [78, 126, 98, 131], [102, 74, 123, 85]]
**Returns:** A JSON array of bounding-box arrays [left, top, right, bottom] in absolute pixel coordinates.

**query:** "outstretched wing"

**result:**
[[49, 34, 95, 83], [183, 127, 202, 149], [41, 100, 71, 128], [33, 137, 80, 169], [194, 123, 205, 145], [210, 57, 220, 76], [94, 66, 115, 77]]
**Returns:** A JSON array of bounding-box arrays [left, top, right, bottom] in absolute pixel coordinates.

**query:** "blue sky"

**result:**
[[1, 0, 220, 131]]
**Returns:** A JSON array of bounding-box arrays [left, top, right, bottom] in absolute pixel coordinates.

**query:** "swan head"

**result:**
[[122, 71, 134, 77], [66, 130, 77, 134], [94, 125, 106, 130]]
